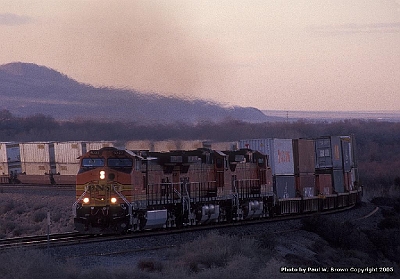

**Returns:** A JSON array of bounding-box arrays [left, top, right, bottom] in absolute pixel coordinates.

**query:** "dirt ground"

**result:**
[[0, 187, 75, 238], [1, 186, 399, 278]]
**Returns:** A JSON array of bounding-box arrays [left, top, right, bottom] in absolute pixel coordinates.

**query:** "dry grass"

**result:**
[[362, 184, 400, 202], [0, 190, 75, 239], [0, 223, 399, 278], [1, 187, 399, 278], [0, 232, 281, 279]]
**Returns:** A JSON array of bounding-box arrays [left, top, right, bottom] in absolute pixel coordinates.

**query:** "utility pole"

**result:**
[[284, 110, 289, 138], [47, 211, 50, 251]]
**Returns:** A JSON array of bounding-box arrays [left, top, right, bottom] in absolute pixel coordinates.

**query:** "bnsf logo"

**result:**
[[90, 185, 110, 191], [277, 150, 291, 163]]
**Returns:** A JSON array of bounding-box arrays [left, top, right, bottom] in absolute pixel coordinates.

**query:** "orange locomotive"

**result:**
[[73, 148, 143, 233], [73, 147, 272, 234]]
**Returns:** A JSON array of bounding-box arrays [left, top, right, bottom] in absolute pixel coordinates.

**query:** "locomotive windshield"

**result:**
[[82, 158, 105, 167], [107, 158, 133, 167]]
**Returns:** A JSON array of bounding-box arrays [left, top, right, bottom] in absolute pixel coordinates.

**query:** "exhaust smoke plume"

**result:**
[[58, 1, 227, 103]]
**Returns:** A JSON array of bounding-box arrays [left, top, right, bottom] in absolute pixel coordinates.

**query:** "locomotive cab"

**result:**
[[73, 148, 138, 234]]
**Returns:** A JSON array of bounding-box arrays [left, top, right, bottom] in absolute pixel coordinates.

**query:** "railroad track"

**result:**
[[67, 204, 382, 259], [355, 206, 379, 220], [0, 184, 74, 190], [0, 232, 92, 250], [1, 204, 365, 251]]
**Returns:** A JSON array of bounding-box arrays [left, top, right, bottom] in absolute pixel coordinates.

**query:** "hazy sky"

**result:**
[[1, 0, 400, 111]]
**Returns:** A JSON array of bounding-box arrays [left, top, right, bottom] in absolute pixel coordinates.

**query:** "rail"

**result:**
[[1, 202, 373, 251]]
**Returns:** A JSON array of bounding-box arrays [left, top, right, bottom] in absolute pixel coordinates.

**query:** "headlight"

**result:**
[[111, 197, 117, 204], [83, 197, 90, 204], [100, 170, 106, 180]]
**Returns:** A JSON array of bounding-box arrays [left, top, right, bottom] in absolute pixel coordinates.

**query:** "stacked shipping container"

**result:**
[[341, 136, 358, 191], [0, 137, 358, 189], [54, 141, 85, 175], [19, 142, 56, 175], [54, 141, 114, 176], [85, 141, 114, 151], [239, 138, 296, 199], [293, 139, 316, 197], [125, 140, 238, 152], [18, 142, 56, 184], [53, 141, 87, 184], [314, 136, 357, 194], [0, 141, 115, 184], [0, 143, 21, 175], [240, 136, 358, 199], [0, 142, 21, 183]]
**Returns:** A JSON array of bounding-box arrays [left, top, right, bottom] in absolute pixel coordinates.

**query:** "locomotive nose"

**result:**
[[99, 170, 116, 181]]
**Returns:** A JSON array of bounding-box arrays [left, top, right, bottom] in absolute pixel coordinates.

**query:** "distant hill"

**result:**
[[0, 62, 272, 123], [262, 110, 400, 122]]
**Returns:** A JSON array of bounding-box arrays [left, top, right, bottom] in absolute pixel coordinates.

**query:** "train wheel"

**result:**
[[115, 222, 128, 234]]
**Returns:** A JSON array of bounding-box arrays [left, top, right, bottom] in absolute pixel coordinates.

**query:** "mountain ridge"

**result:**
[[0, 62, 274, 123]]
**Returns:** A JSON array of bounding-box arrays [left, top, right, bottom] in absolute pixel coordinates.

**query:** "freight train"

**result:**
[[0, 141, 115, 185], [0, 140, 234, 184], [73, 135, 362, 234]]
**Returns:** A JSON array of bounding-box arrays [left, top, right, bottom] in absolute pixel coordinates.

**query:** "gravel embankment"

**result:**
[[2, 185, 397, 278], [48, 201, 382, 270]]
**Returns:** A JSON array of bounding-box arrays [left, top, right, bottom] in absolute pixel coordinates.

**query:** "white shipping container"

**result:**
[[54, 141, 85, 164], [209, 141, 239, 151], [19, 142, 55, 163], [0, 162, 7, 175], [21, 162, 56, 175], [125, 140, 153, 151], [0, 162, 21, 176], [6, 144, 20, 162], [152, 140, 202, 152], [152, 141, 172, 152], [125, 140, 204, 152], [270, 138, 294, 175], [0, 143, 7, 163], [239, 138, 294, 175], [239, 139, 271, 155], [126, 140, 238, 152], [56, 163, 80, 175], [85, 141, 114, 151], [0, 143, 20, 163], [177, 140, 204, 151]]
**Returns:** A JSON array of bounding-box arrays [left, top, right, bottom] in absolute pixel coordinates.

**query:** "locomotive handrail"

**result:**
[[113, 184, 132, 206], [181, 179, 191, 213], [173, 188, 182, 199], [277, 197, 302, 202], [113, 184, 133, 226], [302, 196, 319, 200], [337, 192, 349, 196], [231, 183, 239, 208], [72, 187, 89, 217]]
